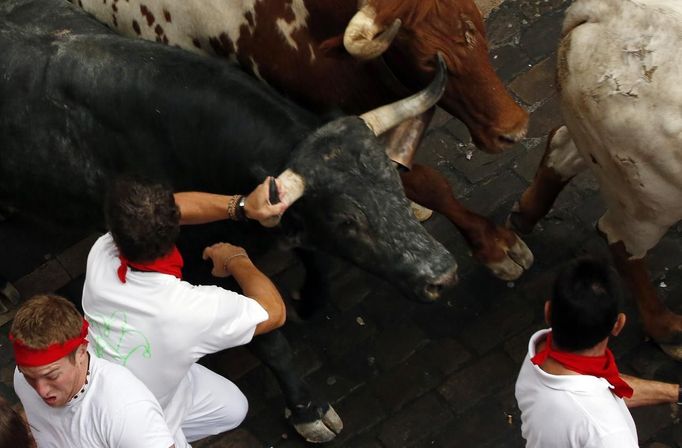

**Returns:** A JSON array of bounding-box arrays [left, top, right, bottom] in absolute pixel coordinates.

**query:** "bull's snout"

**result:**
[[420, 263, 459, 303], [477, 122, 528, 154]]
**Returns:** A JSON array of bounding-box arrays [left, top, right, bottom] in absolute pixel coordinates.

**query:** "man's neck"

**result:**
[[536, 337, 608, 376], [69, 353, 90, 402]]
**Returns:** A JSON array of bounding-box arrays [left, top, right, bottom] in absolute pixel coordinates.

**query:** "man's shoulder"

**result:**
[[90, 356, 157, 405], [90, 232, 115, 254], [85, 233, 118, 273]]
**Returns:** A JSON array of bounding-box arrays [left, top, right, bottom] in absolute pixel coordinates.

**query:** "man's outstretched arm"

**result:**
[[174, 177, 287, 226], [621, 374, 679, 408], [202, 242, 286, 335]]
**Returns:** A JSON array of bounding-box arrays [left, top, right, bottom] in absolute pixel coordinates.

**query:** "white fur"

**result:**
[[308, 43, 316, 63], [250, 57, 266, 82], [275, 0, 309, 50], [545, 126, 586, 181], [559, 0, 682, 258], [78, 0, 260, 55]]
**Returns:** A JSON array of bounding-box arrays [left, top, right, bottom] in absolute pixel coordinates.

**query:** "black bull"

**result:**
[[0, 0, 457, 441]]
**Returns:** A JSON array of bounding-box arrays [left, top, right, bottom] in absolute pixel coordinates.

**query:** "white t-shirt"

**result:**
[[82, 233, 268, 441], [14, 354, 174, 448], [515, 329, 638, 448]]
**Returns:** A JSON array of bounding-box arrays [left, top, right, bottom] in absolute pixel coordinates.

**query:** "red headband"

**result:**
[[10, 320, 89, 367]]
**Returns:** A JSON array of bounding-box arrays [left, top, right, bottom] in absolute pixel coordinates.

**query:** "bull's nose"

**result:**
[[421, 265, 459, 302], [478, 120, 529, 153], [497, 127, 527, 146]]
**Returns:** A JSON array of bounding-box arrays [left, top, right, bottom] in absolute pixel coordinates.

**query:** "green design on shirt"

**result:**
[[90, 311, 151, 366]]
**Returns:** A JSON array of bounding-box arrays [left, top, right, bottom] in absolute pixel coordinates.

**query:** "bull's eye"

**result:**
[[338, 218, 358, 233]]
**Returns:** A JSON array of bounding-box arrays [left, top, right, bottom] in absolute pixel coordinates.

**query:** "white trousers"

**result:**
[[173, 363, 249, 447]]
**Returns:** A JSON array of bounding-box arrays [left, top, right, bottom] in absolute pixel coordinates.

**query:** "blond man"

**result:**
[[11, 294, 175, 447]]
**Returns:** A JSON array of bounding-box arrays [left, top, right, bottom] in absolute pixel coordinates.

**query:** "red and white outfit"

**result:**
[[82, 233, 268, 447], [14, 354, 174, 448], [515, 329, 638, 448]]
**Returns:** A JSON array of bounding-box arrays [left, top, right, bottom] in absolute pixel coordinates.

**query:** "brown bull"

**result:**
[[75, 0, 531, 277]]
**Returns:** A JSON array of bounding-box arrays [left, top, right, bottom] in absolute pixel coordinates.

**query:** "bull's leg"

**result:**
[[400, 164, 533, 281], [249, 331, 343, 443], [292, 249, 333, 319], [608, 241, 682, 360], [507, 126, 587, 234]]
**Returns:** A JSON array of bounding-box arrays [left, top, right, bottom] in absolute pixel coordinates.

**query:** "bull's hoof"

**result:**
[[286, 402, 343, 443], [485, 235, 534, 281], [505, 201, 536, 235], [410, 202, 433, 222]]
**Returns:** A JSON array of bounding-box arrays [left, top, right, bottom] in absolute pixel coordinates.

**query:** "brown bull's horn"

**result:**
[[343, 4, 401, 60], [360, 54, 447, 136], [259, 169, 306, 228]]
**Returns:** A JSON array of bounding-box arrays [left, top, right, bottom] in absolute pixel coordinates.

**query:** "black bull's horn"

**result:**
[[265, 54, 446, 227], [359, 53, 447, 136]]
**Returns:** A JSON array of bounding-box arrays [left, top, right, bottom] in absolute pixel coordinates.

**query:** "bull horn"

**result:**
[[343, 4, 401, 60], [360, 54, 447, 136], [259, 169, 305, 228]]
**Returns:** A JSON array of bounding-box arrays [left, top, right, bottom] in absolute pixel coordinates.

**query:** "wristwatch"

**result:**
[[236, 195, 248, 221]]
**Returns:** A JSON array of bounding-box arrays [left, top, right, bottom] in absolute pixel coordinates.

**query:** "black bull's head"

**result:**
[[0, 0, 457, 302], [280, 116, 458, 301]]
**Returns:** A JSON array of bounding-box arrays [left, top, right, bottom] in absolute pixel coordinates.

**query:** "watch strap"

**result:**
[[235, 195, 248, 221]]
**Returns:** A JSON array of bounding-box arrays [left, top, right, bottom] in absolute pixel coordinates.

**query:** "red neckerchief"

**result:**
[[531, 331, 633, 399], [117, 246, 183, 283]]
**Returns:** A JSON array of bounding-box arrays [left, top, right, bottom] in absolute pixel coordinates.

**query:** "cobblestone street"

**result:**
[[1, 0, 681, 446]]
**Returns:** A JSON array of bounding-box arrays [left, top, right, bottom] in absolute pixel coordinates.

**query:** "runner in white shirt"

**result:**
[[515, 258, 681, 448], [11, 294, 174, 448], [82, 179, 287, 446]]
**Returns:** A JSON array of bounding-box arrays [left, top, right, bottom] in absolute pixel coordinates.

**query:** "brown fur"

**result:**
[[373, 0, 485, 74], [373, 0, 447, 28]]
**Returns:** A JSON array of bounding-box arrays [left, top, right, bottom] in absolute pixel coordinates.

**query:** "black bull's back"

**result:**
[[0, 0, 457, 303], [0, 0, 313, 222]]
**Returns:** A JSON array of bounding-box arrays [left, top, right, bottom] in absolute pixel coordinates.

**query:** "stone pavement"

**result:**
[[1, 0, 681, 446]]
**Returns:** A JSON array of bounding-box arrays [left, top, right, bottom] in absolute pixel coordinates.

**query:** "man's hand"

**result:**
[[244, 177, 288, 227], [202, 242, 250, 278], [202, 241, 286, 334]]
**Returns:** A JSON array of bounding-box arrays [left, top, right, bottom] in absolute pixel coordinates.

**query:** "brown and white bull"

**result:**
[[509, 0, 682, 358], [74, 0, 534, 281]]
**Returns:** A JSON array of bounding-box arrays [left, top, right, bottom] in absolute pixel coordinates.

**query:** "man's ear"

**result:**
[[74, 344, 88, 365], [611, 313, 627, 337], [544, 300, 552, 326]]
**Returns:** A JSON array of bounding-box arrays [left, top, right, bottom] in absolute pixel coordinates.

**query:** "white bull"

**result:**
[[510, 0, 682, 358]]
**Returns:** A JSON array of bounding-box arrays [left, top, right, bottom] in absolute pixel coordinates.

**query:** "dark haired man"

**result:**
[[515, 258, 681, 448], [11, 294, 174, 447], [82, 178, 286, 447]]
